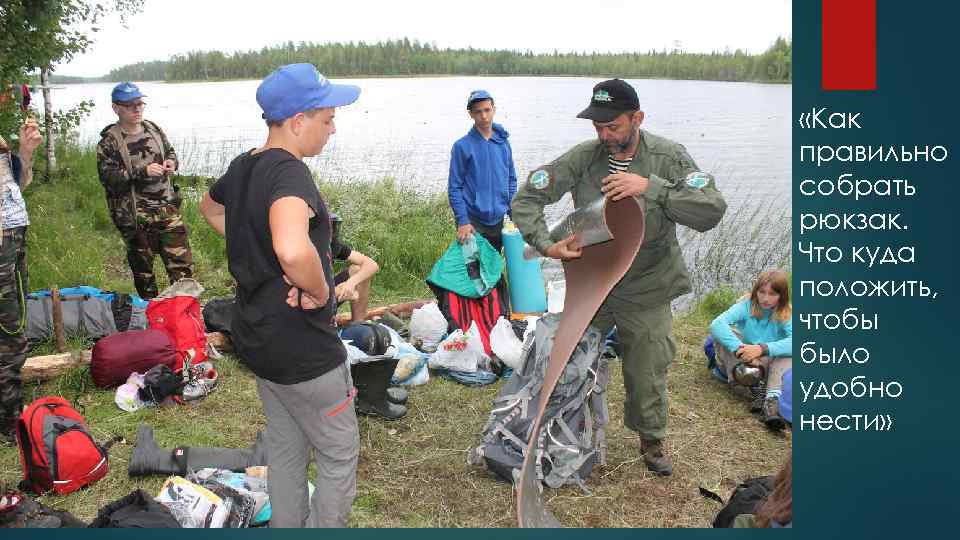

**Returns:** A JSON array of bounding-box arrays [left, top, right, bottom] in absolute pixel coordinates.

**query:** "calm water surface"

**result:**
[[54, 76, 790, 211]]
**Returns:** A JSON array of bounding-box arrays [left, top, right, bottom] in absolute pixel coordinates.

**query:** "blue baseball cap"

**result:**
[[111, 82, 145, 103], [257, 63, 360, 122], [467, 89, 492, 109]]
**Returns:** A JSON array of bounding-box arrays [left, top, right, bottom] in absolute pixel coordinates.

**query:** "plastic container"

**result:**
[[502, 220, 547, 313], [546, 279, 566, 313]]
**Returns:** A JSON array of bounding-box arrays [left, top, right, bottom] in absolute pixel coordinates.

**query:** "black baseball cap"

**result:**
[[576, 79, 640, 122]]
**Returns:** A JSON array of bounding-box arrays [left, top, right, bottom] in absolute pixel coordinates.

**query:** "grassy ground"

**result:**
[[1, 147, 789, 527]]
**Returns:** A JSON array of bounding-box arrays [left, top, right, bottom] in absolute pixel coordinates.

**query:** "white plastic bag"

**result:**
[[409, 302, 448, 352], [429, 322, 487, 372], [392, 354, 430, 386], [156, 476, 228, 528], [490, 317, 524, 371]]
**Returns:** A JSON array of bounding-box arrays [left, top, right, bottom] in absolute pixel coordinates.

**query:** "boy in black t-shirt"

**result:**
[[330, 213, 380, 323], [199, 64, 361, 528]]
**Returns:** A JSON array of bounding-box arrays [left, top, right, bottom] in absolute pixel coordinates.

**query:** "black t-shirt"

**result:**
[[210, 148, 345, 384]]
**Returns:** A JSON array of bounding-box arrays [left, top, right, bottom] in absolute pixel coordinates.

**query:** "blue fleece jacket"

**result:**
[[709, 299, 792, 357], [448, 123, 517, 227]]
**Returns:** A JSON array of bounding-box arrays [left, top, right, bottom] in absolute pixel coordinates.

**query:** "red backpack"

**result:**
[[146, 295, 207, 371], [16, 397, 110, 495]]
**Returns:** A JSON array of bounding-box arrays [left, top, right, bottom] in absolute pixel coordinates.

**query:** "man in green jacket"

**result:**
[[512, 79, 726, 475]]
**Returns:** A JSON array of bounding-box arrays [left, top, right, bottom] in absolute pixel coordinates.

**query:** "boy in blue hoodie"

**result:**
[[447, 90, 517, 251]]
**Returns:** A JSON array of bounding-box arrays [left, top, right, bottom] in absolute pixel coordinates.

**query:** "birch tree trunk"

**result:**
[[40, 67, 56, 178]]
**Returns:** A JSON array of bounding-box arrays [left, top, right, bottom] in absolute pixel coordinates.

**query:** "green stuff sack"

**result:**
[[426, 234, 503, 299]]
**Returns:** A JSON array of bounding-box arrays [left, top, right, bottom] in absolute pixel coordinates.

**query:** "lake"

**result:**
[[51, 76, 790, 207]]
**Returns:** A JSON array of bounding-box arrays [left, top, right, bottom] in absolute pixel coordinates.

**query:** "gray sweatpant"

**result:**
[[256, 362, 359, 528]]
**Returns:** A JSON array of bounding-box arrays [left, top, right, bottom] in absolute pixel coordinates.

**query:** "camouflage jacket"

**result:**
[[511, 130, 727, 308], [96, 120, 181, 222]]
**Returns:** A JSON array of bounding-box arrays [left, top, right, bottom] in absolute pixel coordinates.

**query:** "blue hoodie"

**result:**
[[709, 299, 792, 357], [448, 123, 517, 227]]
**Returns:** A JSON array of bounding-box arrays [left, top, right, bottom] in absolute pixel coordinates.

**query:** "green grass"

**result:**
[[2, 146, 789, 527]]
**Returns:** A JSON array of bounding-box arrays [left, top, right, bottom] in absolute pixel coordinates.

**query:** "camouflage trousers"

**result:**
[[115, 210, 194, 299], [0, 226, 28, 434]]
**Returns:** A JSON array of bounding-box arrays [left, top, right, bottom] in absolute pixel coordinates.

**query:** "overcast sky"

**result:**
[[58, 0, 792, 77]]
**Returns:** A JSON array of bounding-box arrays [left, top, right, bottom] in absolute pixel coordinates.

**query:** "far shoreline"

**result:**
[[53, 73, 793, 86]]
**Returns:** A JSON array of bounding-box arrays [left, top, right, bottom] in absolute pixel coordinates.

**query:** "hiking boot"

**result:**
[[641, 439, 673, 476], [761, 397, 786, 431], [732, 363, 763, 386], [749, 382, 766, 413]]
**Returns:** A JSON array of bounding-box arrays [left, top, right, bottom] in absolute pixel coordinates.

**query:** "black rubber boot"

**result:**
[[128, 424, 268, 477], [386, 387, 408, 405], [351, 357, 407, 420]]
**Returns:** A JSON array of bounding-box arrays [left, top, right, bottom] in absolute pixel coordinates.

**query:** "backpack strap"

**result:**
[[107, 124, 140, 229]]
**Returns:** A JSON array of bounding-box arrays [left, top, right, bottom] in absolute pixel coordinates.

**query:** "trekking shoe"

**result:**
[[710, 365, 728, 383], [182, 362, 219, 402], [749, 382, 766, 413], [641, 439, 673, 476], [761, 397, 786, 431]]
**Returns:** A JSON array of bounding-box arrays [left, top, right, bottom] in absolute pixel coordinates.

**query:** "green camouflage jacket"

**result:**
[[511, 130, 727, 307], [96, 120, 180, 225]]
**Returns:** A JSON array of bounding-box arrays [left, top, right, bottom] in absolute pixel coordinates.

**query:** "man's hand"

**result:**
[[736, 344, 765, 362], [18, 119, 42, 155], [457, 223, 475, 243], [601, 172, 649, 201], [146, 163, 165, 177], [544, 234, 583, 261], [283, 275, 324, 310], [162, 159, 176, 174], [335, 281, 360, 303]]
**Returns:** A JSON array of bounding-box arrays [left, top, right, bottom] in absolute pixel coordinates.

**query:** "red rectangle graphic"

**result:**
[[822, 0, 877, 90]]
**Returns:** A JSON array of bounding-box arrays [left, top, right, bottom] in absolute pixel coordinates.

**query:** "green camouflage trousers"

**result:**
[[113, 206, 194, 299], [591, 299, 676, 441], [0, 226, 28, 432]]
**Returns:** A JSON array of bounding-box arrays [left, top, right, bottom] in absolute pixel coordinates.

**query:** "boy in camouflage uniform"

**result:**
[[96, 82, 193, 299]]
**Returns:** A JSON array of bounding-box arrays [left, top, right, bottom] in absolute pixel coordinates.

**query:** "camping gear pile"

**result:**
[[8, 221, 620, 527]]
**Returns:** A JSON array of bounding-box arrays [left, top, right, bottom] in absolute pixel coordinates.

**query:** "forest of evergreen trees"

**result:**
[[103, 37, 791, 84]]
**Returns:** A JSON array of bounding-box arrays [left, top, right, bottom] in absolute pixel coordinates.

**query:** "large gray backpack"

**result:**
[[468, 313, 609, 491]]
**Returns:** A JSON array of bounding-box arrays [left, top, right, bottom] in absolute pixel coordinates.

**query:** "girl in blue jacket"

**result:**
[[710, 269, 792, 429]]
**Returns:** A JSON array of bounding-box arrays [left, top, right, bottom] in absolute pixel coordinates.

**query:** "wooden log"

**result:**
[[334, 299, 431, 326], [50, 287, 67, 353], [22, 350, 92, 383]]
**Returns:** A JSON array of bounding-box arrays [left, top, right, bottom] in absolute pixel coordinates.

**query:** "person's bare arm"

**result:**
[[16, 119, 42, 188], [270, 196, 329, 305], [199, 192, 226, 236], [335, 250, 379, 301]]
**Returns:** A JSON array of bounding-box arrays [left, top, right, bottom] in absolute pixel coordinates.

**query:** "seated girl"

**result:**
[[709, 269, 792, 429]]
